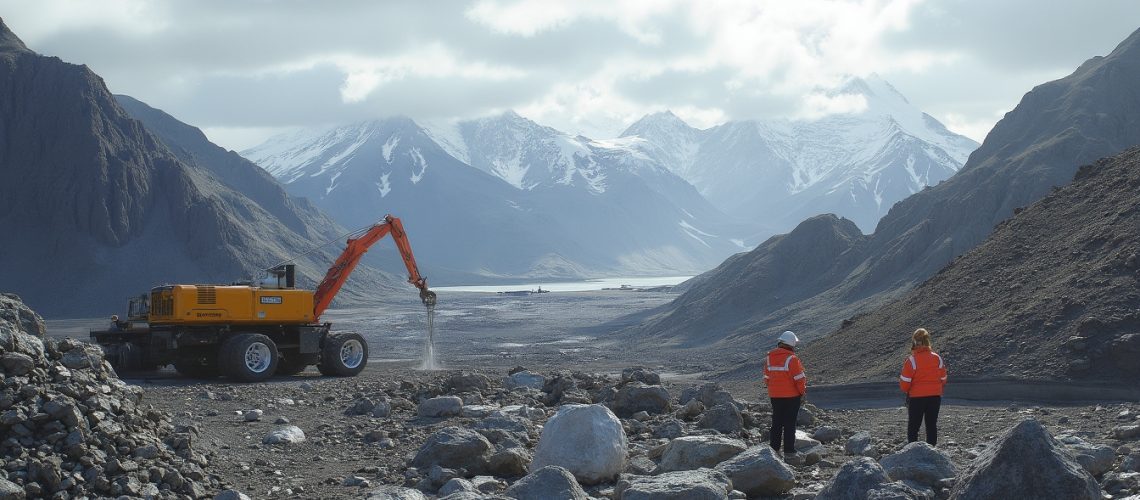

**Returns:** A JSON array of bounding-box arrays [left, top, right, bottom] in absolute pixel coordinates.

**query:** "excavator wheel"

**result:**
[[318, 332, 368, 377], [220, 333, 280, 382], [275, 352, 309, 376]]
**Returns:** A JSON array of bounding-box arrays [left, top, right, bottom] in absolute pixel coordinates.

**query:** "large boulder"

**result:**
[[713, 445, 795, 496], [411, 427, 493, 475], [612, 383, 671, 417], [503, 465, 588, 500], [531, 404, 627, 485], [0, 477, 24, 500], [698, 403, 743, 435], [615, 468, 732, 500], [949, 419, 1100, 500], [504, 371, 545, 391], [657, 435, 747, 472], [817, 457, 925, 500], [1115, 425, 1140, 440], [419, 396, 463, 418], [880, 441, 957, 487]]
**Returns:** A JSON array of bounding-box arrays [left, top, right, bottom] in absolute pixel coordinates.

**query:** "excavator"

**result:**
[[89, 215, 436, 382]]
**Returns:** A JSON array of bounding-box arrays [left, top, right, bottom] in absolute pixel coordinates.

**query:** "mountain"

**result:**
[[244, 114, 745, 282], [620, 76, 979, 233], [0, 18, 391, 317], [803, 147, 1140, 383], [619, 27, 1140, 354]]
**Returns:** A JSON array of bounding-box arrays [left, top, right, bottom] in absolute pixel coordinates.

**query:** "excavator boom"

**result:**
[[313, 215, 433, 319]]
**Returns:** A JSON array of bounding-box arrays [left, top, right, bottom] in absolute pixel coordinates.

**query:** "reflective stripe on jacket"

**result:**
[[899, 346, 947, 397], [765, 347, 807, 398]]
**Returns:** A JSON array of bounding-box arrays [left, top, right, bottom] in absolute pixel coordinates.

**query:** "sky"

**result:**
[[2, 0, 1138, 151]]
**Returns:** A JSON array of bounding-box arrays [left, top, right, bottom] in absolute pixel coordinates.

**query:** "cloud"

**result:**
[[1, 0, 1136, 149]]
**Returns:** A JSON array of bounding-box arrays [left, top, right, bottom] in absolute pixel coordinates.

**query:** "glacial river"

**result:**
[[431, 276, 693, 293]]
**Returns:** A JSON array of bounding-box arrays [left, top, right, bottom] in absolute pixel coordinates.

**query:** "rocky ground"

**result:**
[[8, 290, 1140, 500], [126, 364, 1140, 499]]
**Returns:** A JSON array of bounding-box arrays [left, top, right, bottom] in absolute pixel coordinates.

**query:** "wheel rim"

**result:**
[[244, 342, 273, 373], [340, 339, 364, 369]]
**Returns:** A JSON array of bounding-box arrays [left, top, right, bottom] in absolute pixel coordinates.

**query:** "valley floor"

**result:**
[[46, 290, 1140, 498]]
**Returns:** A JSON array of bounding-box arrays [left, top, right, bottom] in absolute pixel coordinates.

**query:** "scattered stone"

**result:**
[[274, 417, 290, 424], [419, 396, 463, 418], [410, 427, 493, 475], [796, 405, 816, 426], [880, 441, 957, 487], [816, 457, 923, 500], [1059, 435, 1115, 476], [621, 367, 661, 386], [713, 445, 795, 497], [698, 403, 743, 435], [1115, 425, 1140, 441], [652, 419, 684, 439], [346, 398, 377, 416], [438, 477, 476, 496], [488, 448, 530, 477], [214, 488, 253, 500], [531, 404, 627, 485], [263, 426, 306, 445], [243, 409, 263, 422], [948, 419, 1100, 500], [612, 383, 671, 417], [615, 468, 733, 500], [845, 431, 878, 458], [657, 435, 747, 472], [364, 485, 428, 500], [503, 465, 588, 500], [813, 425, 842, 443], [448, 372, 491, 393], [677, 399, 705, 421], [504, 370, 546, 391]]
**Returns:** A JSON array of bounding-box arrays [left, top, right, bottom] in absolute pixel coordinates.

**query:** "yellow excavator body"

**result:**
[[147, 285, 315, 325]]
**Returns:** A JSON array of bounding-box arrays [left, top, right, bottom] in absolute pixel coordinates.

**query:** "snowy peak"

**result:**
[[620, 110, 696, 138]]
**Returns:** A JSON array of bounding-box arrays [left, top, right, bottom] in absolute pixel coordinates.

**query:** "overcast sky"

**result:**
[[2, 1, 1138, 151]]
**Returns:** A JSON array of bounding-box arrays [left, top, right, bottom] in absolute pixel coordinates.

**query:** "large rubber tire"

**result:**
[[174, 356, 219, 379], [220, 333, 279, 382], [318, 332, 368, 377], [275, 353, 309, 376]]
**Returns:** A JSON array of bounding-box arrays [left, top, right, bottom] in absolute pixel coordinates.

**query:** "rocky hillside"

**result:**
[[803, 147, 1140, 384], [0, 18, 390, 317], [619, 27, 1140, 354]]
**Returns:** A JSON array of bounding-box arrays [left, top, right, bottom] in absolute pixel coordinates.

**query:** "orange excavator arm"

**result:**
[[313, 214, 435, 320]]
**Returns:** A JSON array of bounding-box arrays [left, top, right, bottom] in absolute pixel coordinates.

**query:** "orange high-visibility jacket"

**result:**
[[765, 347, 807, 398], [899, 346, 947, 397]]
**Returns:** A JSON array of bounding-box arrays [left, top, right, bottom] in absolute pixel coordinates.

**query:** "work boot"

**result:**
[[784, 451, 806, 466]]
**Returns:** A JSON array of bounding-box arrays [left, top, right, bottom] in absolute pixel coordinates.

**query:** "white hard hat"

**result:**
[[777, 330, 799, 347]]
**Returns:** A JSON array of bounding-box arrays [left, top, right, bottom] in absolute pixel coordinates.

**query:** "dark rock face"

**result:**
[[502, 465, 587, 500], [624, 27, 1140, 369], [0, 18, 386, 317], [816, 457, 925, 500], [948, 419, 1100, 500], [809, 146, 1140, 382], [409, 427, 493, 475]]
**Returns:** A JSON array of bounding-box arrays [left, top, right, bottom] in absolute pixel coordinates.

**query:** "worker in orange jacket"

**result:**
[[764, 330, 807, 460], [899, 328, 948, 445]]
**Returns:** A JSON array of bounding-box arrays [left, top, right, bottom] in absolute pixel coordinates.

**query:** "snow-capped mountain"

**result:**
[[621, 76, 980, 233], [243, 116, 745, 282]]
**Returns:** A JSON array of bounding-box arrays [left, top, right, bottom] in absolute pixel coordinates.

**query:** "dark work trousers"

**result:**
[[769, 396, 802, 453], [907, 395, 942, 445]]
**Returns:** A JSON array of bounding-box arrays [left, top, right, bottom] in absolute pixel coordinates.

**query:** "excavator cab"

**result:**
[[126, 294, 149, 323]]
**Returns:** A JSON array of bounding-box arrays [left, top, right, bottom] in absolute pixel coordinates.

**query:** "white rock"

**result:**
[[531, 404, 627, 485], [263, 426, 306, 445], [418, 396, 463, 418]]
